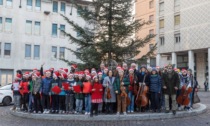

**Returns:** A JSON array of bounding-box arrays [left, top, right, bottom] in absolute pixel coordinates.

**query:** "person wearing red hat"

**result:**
[[71, 64, 77, 73], [58, 72, 68, 114], [19, 72, 30, 112], [31, 72, 42, 113], [127, 68, 137, 113], [50, 71, 60, 114], [114, 68, 130, 115], [40, 70, 53, 114], [75, 72, 84, 114], [11, 74, 22, 111], [66, 73, 76, 114]]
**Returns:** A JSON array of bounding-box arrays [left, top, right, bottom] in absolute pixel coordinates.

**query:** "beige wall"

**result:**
[[135, 0, 156, 59]]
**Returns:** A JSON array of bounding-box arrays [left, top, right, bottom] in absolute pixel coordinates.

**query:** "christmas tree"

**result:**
[[61, 0, 156, 69]]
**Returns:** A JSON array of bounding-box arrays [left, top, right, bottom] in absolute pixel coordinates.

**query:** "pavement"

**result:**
[[0, 92, 210, 126]]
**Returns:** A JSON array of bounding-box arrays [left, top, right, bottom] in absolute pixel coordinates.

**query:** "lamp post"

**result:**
[[19, 0, 22, 8]]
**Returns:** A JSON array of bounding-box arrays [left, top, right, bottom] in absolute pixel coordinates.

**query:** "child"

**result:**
[[84, 74, 92, 115], [32, 72, 42, 113], [74, 73, 84, 114], [58, 72, 68, 114], [40, 70, 52, 114], [90, 76, 103, 117], [11, 74, 22, 111], [51, 71, 60, 114], [66, 73, 76, 114], [19, 72, 30, 112]]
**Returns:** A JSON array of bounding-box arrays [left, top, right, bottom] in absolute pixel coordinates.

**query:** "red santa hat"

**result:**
[[91, 70, 97, 74], [23, 72, 30, 77], [84, 69, 90, 74], [78, 71, 84, 77], [33, 72, 41, 78], [68, 73, 74, 77], [74, 71, 79, 76], [98, 72, 103, 75], [86, 73, 91, 79], [45, 70, 51, 74], [71, 64, 77, 69], [118, 68, 124, 73], [104, 67, 108, 71], [93, 75, 98, 80], [49, 68, 54, 72], [53, 71, 60, 78], [129, 68, 134, 72], [116, 65, 121, 70], [61, 73, 67, 79], [33, 68, 38, 72], [182, 69, 187, 72], [131, 63, 136, 67]]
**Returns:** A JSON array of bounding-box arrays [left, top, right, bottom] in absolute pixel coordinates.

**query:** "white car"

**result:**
[[0, 84, 14, 106]]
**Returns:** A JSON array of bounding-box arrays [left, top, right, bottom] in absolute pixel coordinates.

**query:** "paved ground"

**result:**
[[0, 92, 210, 126]]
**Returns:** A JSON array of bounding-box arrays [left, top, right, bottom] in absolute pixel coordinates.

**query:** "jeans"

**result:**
[[85, 94, 91, 113], [150, 92, 160, 111], [14, 95, 21, 108], [127, 91, 134, 112], [41, 94, 50, 110], [165, 94, 177, 111], [65, 94, 75, 112], [33, 93, 42, 112], [160, 91, 165, 109], [76, 99, 83, 113], [51, 95, 59, 111], [189, 92, 193, 107], [28, 93, 34, 110]]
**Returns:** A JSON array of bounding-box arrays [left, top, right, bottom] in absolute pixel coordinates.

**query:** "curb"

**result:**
[[10, 103, 207, 121]]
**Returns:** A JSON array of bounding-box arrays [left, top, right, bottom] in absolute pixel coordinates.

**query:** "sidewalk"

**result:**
[[10, 103, 207, 121]]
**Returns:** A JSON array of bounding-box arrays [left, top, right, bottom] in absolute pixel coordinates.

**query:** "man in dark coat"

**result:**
[[162, 64, 180, 115]]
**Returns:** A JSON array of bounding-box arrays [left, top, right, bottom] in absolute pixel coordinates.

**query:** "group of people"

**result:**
[[11, 62, 198, 117]]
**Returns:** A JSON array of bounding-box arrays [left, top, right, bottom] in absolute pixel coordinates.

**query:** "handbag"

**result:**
[[193, 92, 200, 104]]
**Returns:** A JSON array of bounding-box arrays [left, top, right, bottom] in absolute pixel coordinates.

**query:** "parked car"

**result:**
[[0, 84, 13, 106]]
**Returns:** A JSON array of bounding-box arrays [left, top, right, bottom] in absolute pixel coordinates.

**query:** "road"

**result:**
[[0, 92, 210, 126]]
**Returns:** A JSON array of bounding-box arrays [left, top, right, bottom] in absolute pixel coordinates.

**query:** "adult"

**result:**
[[103, 70, 116, 114], [162, 64, 180, 115]]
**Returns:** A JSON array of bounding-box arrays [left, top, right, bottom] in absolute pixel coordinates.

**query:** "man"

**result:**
[[98, 63, 105, 73], [162, 64, 180, 115], [122, 63, 129, 77]]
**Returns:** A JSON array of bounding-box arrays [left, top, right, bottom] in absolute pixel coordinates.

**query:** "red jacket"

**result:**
[[20, 81, 29, 94], [91, 82, 103, 102]]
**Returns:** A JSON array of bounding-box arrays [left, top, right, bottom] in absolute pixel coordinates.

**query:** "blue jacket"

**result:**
[[149, 74, 162, 93], [40, 77, 53, 95], [58, 78, 67, 95]]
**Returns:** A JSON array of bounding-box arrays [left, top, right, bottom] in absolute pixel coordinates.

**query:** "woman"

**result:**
[[103, 70, 116, 114], [83, 74, 92, 115], [149, 68, 161, 112]]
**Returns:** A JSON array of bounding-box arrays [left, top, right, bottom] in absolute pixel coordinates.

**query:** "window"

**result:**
[[35, 0, 41, 11], [4, 43, 11, 56], [26, 20, 32, 34], [174, 15, 180, 25], [6, 0, 12, 7], [160, 37, 165, 45], [34, 21, 41, 35], [0, 0, 3, 5], [77, 7, 82, 16], [61, 2, 66, 14], [52, 46, 57, 58], [149, 15, 154, 22], [159, 2, 164, 12], [159, 19, 164, 28], [60, 47, 65, 59], [52, 23, 57, 36], [5, 18, 12, 32], [34, 45, 40, 58], [149, 29, 154, 35], [149, 0, 154, 9], [60, 24, 65, 37], [174, 0, 180, 7], [77, 32, 81, 37], [53, 1, 58, 13], [0, 17, 2, 31], [175, 33, 180, 43], [25, 44, 31, 58], [149, 44, 154, 51], [27, 0, 32, 10]]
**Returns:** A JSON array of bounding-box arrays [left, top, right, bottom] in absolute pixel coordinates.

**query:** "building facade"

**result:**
[[0, 0, 88, 86], [135, 0, 156, 67], [156, 0, 210, 89]]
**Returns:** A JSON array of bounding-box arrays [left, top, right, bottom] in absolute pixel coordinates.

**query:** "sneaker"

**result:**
[[123, 112, 127, 115], [116, 112, 120, 115], [131, 111, 134, 113], [38, 111, 42, 114], [187, 109, 192, 112], [62, 111, 66, 114], [178, 107, 182, 111], [33, 111, 36, 114], [45, 110, 50, 114], [59, 110, 62, 114], [74, 111, 78, 114], [55, 110, 59, 114], [88, 112, 90, 115], [85, 112, 88, 115], [43, 109, 46, 114]]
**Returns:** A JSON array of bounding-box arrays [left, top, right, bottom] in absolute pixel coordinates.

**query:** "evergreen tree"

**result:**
[[61, 0, 155, 69]]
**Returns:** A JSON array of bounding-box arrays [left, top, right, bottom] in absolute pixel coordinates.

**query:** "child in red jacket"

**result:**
[[90, 76, 103, 117]]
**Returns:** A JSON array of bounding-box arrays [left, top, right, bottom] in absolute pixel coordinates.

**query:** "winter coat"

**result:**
[[162, 71, 180, 95], [114, 76, 130, 93], [91, 82, 103, 103], [66, 79, 76, 94], [20, 81, 30, 94], [32, 78, 42, 94], [75, 80, 84, 99], [50, 79, 59, 95], [149, 74, 162, 93], [136, 72, 150, 86], [179, 74, 190, 88], [58, 78, 67, 96], [103, 76, 116, 103], [40, 77, 52, 95]]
